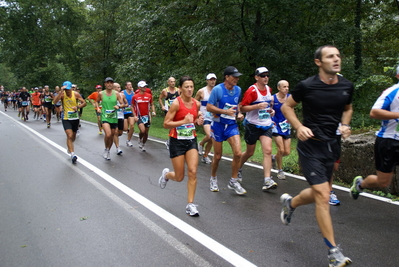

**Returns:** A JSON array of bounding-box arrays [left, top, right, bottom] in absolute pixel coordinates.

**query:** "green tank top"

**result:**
[[101, 90, 118, 123]]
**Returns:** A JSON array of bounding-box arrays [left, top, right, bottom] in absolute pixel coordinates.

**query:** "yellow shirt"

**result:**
[[62, 91, 79, 120]]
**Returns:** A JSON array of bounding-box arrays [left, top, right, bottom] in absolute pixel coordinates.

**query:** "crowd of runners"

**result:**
[[2, 44, 399, 267]]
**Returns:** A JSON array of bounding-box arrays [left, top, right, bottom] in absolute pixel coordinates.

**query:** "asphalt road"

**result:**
[[1, 109, 398, 267]]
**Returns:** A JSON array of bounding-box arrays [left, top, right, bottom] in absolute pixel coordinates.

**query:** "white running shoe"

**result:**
[[71, 153, 78, 164], [210, 178, 219, 192], [138, 139, 143, 149], [227, 180, 247, 195], [186, 203, 199, 217], [159, 168, 169, 189], [117, 147, 123, 155], [262, 178, 278, 191], [201, 156, 212, 164], [277, 170, 286, 180], [198, 142, 204, 155], [126, 140, 133, 147]]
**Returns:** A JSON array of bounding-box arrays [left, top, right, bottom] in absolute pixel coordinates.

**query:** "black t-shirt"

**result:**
[[290, 75, 354, 141], [19, 92, 30, 101]]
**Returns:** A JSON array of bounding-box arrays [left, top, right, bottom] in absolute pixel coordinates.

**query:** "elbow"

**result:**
[[369, 109, 377, 119]]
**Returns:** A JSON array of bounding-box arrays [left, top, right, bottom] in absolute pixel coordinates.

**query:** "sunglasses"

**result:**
[[258, 74, 270, 78]]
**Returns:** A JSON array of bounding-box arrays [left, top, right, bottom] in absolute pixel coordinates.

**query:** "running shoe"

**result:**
[[237, 169, 243, 183], [165, 139, 170, 150], [117, 147, 123, 155], [159, 168, 169, 189], [126, 140, 133, 147], [33, 113, 36, 119], [185, 203, 199, 217], [71, 154, 78, 164], [349, 176, 363, 200], [227, 180, 247, 195], [271, 154, 277, 169], [210, 178, 219, 192], [47, 123, 51, 128], [329, 191, 341, 206], [262, 178, 278, 191], [25, 115, 28, 121], [98, 131, 103, 135], [103, 149, 110, 160], [280, 193, 295, 225], [277, 170, 286, 180], [198, 142, 204, 155], [76, 129, 80, 136], [201, 156, 212, 164], [141, 144, 146, 152], [328, 246, 352, 267], [138, 139, 143, 149]]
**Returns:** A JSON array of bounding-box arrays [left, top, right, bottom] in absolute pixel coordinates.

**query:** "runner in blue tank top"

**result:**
[[206, 66, 246, 195]]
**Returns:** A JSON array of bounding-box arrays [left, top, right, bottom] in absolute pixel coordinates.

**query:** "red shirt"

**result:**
[[240, 84, 272, 106], [169, 97, 198, 139], [132, 92, 153, 116]]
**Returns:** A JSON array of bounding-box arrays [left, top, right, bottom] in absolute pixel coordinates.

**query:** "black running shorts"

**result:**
[[169, 137, 198, 158], [297, 138, 340, 185]]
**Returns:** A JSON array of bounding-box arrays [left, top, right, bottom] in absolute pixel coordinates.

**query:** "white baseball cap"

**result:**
[[137, 81, 147, 87], [206, 73, 217, 80]]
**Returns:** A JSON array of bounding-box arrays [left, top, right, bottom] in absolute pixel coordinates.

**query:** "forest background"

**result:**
[[0, 0, 398, 129]]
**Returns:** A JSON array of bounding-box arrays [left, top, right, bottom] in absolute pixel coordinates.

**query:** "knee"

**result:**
[[213, 153, 222, 161], [233, 150, 242, 159], [174, 173, 185, 182], [283, 150, 290, 157]]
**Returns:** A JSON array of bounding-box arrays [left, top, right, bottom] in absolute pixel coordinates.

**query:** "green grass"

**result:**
[[81, 102, 299, 173]]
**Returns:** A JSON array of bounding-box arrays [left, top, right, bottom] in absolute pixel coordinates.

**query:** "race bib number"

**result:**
[[117, 109, 124, 119], [220, 103, 237, 121], [22, 101, 28, 106], [67, 111, 79, 120], [176, 123, 195, 140], [258, 109, 271, 120], [124, 107, 132, 113], [279, 120, 291, 133], [105, 109, 116, 119], [141, 115, 149, 124], [44, 96, 52, 102]]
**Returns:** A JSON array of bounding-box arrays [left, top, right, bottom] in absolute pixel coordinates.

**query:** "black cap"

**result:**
[[104, 77, 114, 82], [223, 66, 242, 77]]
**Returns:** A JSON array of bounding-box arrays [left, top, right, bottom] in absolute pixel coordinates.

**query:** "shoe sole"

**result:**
[[262, 184, 277, 191], [328, 258, 352, 267], [186, 211, 200, 217]]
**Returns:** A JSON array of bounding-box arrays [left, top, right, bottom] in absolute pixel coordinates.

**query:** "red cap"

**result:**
[[95, 85, 102, 89]]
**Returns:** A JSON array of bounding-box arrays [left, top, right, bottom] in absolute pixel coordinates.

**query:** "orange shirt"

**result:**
[[31, 92, 41, 106]]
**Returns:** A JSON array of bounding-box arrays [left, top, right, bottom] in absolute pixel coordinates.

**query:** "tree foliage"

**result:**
[[0, 0, 398, 128]]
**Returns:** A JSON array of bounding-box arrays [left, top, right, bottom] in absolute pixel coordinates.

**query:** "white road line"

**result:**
[[2, 111, 258, 267]]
